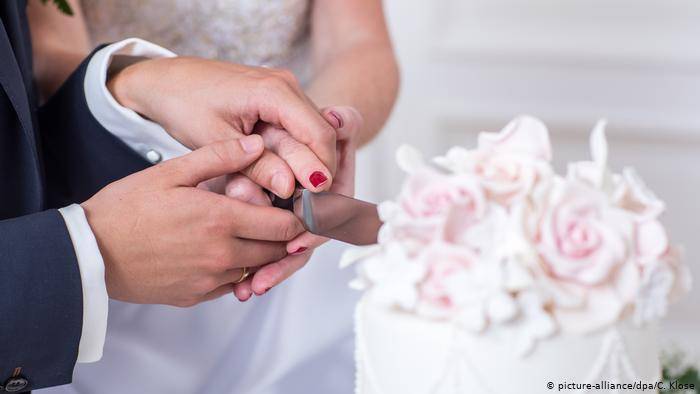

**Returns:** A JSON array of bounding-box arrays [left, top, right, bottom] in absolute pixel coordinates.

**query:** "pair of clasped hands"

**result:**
[[82, 57, 361, 307]]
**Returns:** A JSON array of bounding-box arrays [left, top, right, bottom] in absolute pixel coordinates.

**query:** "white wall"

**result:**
[[358, 0, 700, 352]]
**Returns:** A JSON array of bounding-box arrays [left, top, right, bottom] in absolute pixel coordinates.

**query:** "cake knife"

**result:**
[[271, 189, 382, 245]]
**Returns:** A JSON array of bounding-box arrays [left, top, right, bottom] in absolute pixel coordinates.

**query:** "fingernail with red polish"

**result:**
[[309, 171, 327, 188], [292, 247, 308, 255], [329, 111, 344, 129]]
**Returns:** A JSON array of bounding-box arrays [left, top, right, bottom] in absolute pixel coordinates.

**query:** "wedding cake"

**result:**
[[343, 117, 691, 394]]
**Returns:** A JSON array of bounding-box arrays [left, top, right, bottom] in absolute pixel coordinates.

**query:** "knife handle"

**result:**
[[269, 183, 303, 212], [270, 193, 295, 211]]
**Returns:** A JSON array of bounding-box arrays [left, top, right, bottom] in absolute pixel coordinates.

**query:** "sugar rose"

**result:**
[[416, 244, 516, 330], [536, 179, 633, 286], [380, 171, 486, 249], [418, 245, 478, 315], [436, 116, 553, 205], [399, 171, 485, 221]]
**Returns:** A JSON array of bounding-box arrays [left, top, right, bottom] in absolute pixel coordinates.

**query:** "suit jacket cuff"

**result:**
[[84, 38, 190, 163], [0, 210, 83, 390], [58, 204, 108, 363]]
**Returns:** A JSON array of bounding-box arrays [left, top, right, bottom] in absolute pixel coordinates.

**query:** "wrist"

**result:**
[[106, 56, 156, 118]]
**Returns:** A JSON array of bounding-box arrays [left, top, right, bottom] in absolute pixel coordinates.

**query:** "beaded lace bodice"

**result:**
[[82, 0, 312, 79]]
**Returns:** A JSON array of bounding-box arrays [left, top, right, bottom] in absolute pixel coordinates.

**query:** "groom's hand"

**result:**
[[81, 135, 305, 307], [107, 57, 337, 197]]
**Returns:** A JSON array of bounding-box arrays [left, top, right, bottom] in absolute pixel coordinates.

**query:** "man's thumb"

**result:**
[[167, 135, 264, 186]]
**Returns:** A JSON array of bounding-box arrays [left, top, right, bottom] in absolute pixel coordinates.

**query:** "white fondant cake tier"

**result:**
[[355, 296, 660, 394]]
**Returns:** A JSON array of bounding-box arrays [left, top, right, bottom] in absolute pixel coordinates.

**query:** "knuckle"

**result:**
[[277, 134, 305, 155], [244, 161, 267, 184], [226, 178, 258, 201], [210, 139, 247, 170], [262, 74, 287, 91], [152, 160, 180, 183], [245, 155, 280, 185], [275, 68, 299, 86]]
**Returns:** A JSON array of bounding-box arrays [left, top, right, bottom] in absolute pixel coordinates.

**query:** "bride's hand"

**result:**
[[107, 57, 337, 196], [229, 106, 362, 301]]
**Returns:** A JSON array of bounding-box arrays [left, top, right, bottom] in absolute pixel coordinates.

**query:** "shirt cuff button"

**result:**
[[146, 149, 163, 164]]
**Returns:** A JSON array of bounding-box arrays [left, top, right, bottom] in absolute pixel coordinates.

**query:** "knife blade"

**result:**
[[285, 189, 382, 246]]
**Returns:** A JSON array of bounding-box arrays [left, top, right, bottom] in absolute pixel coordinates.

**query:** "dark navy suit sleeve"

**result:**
[[0, 210, 82, 392], [39, 45, 151, 208], [0, 48, 153, 392]]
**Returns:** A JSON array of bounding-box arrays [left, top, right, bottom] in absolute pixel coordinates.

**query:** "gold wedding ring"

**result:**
[[233, 266, 250, 284]]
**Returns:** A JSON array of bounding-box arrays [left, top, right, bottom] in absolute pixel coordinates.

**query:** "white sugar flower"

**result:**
[[360, 243, 427, 310], [635, 247, 692, 325], [509, 291, 558, 356], [634, 260, 675, 325]]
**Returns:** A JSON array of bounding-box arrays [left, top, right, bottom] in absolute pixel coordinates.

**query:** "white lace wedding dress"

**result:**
[[41, 1, 358, 393]]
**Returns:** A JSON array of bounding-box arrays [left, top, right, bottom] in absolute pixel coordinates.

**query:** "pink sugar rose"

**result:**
[[471, 152, 552, 205], [390, 171, 486, 247], [528, 178, 644, 333], [536, 179, 634, 286], [529, 243, 641, 333], [545, 262, 640, 333], [419, 248, 474, 312], [435, 116, 553, 206], [400, 171, 485, 222], [416, 245, 498, 324]]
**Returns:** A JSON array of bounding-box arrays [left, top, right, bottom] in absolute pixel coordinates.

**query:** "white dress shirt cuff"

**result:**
[[61, 39, 189, 363], [58, 204, 108, 363], [84, 38, 191, 163]]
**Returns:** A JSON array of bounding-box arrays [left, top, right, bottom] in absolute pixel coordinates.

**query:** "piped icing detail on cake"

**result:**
[[345, 116, 690, 356], [582, 329, 639, 389]]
